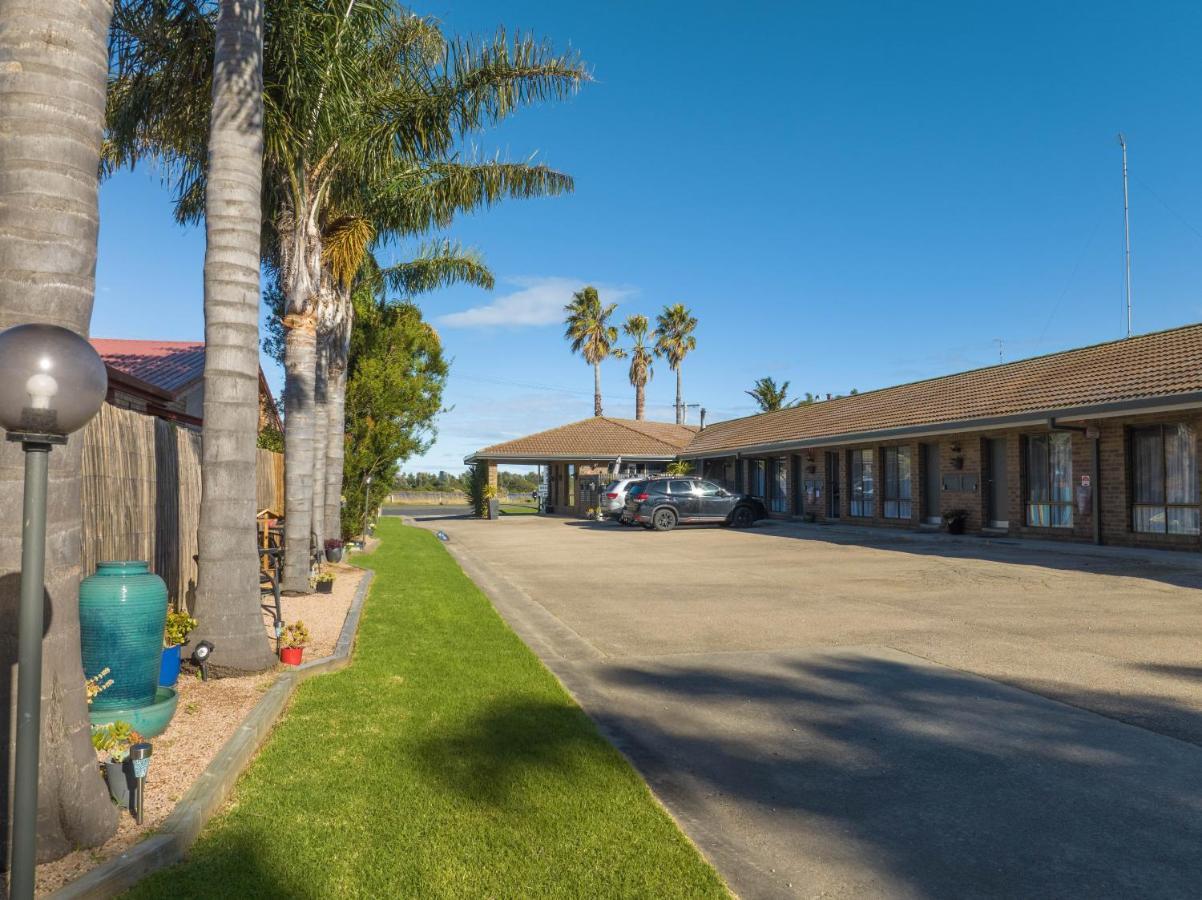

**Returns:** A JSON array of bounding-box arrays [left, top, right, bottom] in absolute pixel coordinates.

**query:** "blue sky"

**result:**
[[94, 0, 1202, 473]]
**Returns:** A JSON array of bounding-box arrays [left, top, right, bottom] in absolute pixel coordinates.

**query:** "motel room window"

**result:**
[[849, 448, 875, 517], [882, 446, 913, 519], [1026, 433, 1072, 527], [769, 456, 788, 513], [749, 459, 767, 499], [1131, 424, 1200, 535]]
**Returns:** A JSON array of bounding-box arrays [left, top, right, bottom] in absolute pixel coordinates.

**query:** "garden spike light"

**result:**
[[191, 639, 214, 681], [129, 742, 152, 825], [0, 323, 107, 900]]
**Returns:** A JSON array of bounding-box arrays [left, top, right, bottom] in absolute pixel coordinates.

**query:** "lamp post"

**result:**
[[362, 473, 373, 540], [0, 324, 107, 900]]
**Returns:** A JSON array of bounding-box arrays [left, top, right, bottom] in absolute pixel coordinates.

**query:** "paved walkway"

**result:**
[[423, 515, 1202, 899]]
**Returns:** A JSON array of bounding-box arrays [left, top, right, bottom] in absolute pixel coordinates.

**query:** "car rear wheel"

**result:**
[[652, 508, 678, 532], [730, 506, 755, 528]]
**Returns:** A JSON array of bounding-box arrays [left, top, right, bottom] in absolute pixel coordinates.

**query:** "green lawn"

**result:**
[[499, 502, 538, 515], [127, 519, 727, 898]]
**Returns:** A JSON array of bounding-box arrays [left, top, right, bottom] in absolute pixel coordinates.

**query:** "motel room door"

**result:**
[[986, 438, 1009, 528], [825, 452, 840, 518], [923, 442, 941, 524]]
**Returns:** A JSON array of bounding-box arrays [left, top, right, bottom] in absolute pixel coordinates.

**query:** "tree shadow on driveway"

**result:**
[[592, 650, 1202, 899]]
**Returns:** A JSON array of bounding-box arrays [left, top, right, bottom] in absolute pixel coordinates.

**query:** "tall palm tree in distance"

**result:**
[[0, 0, 119, 861], [654, 303, 698, 425], [746, 377, 794, 412], [191, 0, 275, 671], [623, 313, 654, 420], [565, 286, 625, 417]]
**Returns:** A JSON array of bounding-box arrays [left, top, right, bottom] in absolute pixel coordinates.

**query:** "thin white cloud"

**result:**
[[436, 276, 637, 328]]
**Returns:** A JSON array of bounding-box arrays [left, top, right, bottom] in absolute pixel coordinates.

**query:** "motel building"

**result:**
[[467, 323, 1202, 550]]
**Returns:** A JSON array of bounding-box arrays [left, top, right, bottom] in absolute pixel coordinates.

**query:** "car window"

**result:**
[[696, 481, 723, 496], [646, 481, 668, 494], [626, 481, 647, 496], [668, 480, 695, 494], [602, 481, 619, 493]]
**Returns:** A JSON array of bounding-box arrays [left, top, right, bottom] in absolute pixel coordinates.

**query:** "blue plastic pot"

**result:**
[[158, 644, 182, 687], [80, 561, 168, 711]]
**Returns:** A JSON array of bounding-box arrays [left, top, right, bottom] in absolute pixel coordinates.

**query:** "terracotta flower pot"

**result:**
[[280, 646, 304, 666]]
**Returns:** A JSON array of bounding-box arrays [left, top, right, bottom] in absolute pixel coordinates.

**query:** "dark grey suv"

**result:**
[[624, 477, 766, 532]]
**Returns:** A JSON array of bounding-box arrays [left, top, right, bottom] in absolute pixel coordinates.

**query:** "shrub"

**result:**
[[316, 571, 336, 584], [164, 611, 198, 647], [280, 621, 310, 649], [91, 721, 143, 762]]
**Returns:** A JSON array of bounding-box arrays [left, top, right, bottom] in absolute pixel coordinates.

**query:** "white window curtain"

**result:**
[[1026, 433, 1072, 527], [883, 446, 912, 519], [850, 449, 874, 517], [1133, 424, 1199, 534], [770, 457, 788, 513]]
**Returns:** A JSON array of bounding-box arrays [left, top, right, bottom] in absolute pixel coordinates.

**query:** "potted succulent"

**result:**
[[92, 720, 143, 808], [315, 571, 336, 594], [942, 508, 969, 535], [324, 538, 344, 563], [159, 611, 197, 687], [279, 620, 310, 665]]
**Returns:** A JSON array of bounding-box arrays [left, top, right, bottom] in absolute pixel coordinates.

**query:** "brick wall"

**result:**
[[692, 408, 1202, 551]]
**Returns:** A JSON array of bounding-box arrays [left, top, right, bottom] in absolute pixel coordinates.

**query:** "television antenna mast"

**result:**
[[1117, 133, 1133, 337]]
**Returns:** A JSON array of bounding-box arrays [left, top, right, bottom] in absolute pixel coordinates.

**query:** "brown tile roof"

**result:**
[[468, 417, 698, 462], [685, 323, 1202, 456]]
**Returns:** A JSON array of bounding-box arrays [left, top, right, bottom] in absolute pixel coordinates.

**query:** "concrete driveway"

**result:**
[[419, 515, 1202, 899]]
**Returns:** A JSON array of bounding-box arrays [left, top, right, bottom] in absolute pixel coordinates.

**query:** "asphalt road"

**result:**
[[420, 514, 1202, 899]]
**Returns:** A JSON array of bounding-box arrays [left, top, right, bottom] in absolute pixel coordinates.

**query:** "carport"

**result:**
[[465, 416, 696, 515]]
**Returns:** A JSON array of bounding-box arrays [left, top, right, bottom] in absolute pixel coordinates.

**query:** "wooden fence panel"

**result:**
[[82, 404, 282, 609]]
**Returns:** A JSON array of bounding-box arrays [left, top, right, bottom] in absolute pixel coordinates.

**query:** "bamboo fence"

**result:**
[[81, 404, 283, 608]]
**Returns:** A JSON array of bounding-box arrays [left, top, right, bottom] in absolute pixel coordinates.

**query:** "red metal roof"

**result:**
[[90, 339, 206, 396]]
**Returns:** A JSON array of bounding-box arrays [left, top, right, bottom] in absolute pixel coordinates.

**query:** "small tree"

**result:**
[[465, 462, 490, 517], [666, 460, 694, 476]]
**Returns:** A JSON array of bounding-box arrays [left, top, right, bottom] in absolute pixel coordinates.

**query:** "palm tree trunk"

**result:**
[[675, 368, 683, 425], [282, 318, 317, 593], [191, 0, 273, 672], [311, 337, 329, 558], [594, 362, 602, 416], [0, 0, 119, 860], [635, 382, 645, 420], [325, 362, 348, 541], [324, 301, 353, 541]]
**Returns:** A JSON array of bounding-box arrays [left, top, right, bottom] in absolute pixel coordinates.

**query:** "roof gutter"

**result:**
[[463, 453, 681, 465], [679, 391, 1202, 459]]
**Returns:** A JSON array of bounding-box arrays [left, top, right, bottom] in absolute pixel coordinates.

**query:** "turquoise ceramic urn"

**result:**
[[80, 561, 168, 712]]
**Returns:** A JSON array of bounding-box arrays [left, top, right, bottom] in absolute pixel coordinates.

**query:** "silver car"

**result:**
[[599, 477, 644, 521]]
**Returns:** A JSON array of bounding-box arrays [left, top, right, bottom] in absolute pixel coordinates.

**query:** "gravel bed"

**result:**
[[35, 564, 365, 896]]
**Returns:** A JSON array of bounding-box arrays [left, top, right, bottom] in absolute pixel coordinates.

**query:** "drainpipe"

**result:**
[[1048, 418, 1102, 545]]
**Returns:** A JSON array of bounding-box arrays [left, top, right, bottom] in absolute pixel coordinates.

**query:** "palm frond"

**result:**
[[381, 240, 494, 295], [322, 215, 375, 289]]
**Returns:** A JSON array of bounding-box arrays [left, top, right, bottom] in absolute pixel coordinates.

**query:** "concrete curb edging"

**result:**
[[50, 567, 376, 900]]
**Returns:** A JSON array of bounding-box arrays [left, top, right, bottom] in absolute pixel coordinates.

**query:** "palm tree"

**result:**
[[746, 377, 794, 412], [107, 4, 588, 591], [565, 287, 625, 417], [191, 0, 275, 670], [654, 303, 698, 425], [0, 0, 118, 859], [623, 314, 654, 420]]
